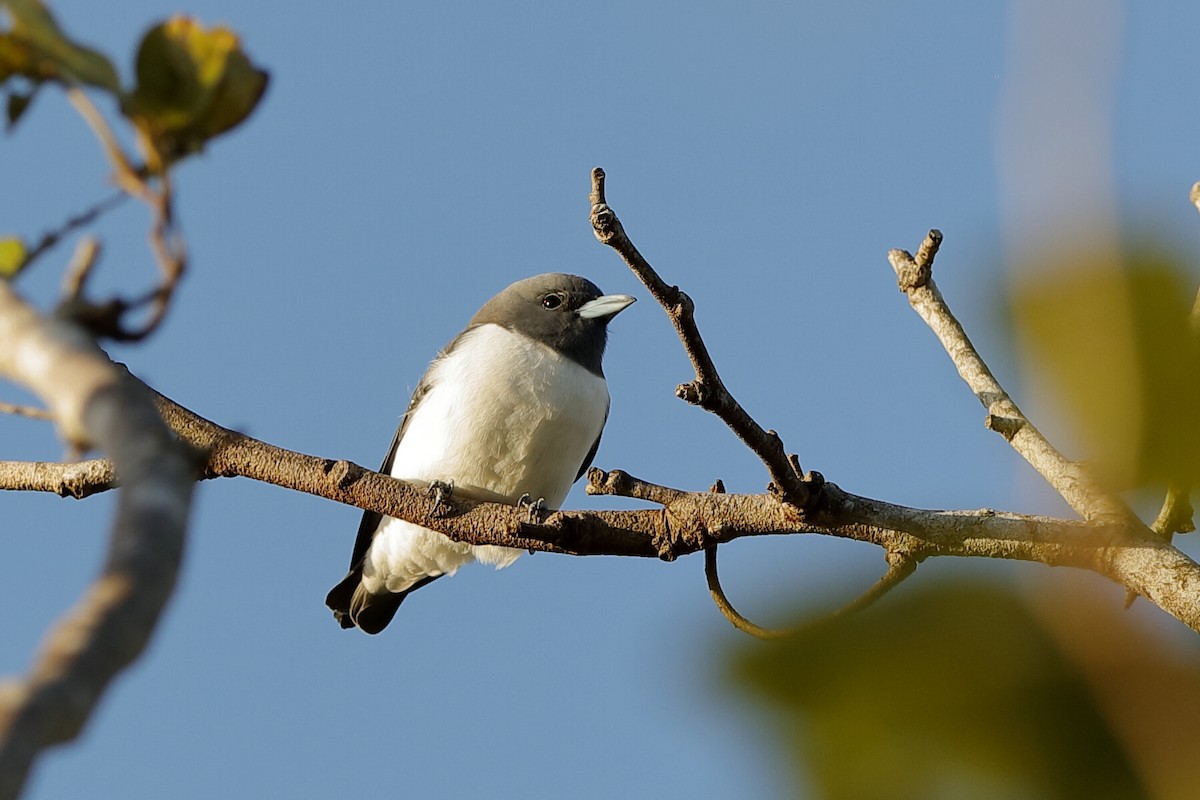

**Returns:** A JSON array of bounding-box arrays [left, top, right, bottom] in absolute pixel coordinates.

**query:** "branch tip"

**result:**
[[787, 453, 803, 478], [915, 229, 943, 268], [589, 167, 606, 206]]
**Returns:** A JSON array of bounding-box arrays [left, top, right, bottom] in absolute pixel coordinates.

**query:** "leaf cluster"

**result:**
[[0, 0, 267, 162]]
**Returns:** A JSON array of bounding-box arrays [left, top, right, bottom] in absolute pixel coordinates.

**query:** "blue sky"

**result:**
[[4, 1, 1200, 798]]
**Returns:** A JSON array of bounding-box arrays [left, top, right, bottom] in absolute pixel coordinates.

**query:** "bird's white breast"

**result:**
[[362, 324, 610, 595]]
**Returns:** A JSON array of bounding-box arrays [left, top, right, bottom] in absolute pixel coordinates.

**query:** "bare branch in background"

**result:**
[[0, 403, 54, 421], [61, 89, 188, 343]]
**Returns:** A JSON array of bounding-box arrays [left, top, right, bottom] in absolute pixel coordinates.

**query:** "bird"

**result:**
[[326, 273, 635, 634]]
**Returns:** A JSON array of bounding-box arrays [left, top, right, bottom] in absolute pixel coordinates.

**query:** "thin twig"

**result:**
[[14, 195, 123, 275], [888, 231, 1138, 526], [0, 403, 54, 421], [704, 544, 918, 639], [700, 476, 788, 636], [65, 89, 143, 199], [588, 167, 820, 511], [63, 88, 187, 342], [61, 237, 102, 300], [702, 472, 918, 638], [115, 170, 187, 342]]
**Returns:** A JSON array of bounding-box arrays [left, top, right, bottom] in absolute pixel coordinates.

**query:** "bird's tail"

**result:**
[[325, 571, 441, 634]]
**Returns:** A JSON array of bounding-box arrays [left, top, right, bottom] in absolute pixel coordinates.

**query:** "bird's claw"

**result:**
[[517, 493, 547, 523], [428, 480, 454, 515]]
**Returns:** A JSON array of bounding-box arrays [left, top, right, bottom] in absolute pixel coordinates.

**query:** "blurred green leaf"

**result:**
[[0, 32, 40, 81], [124, 16, 268, 162], [0, 237, 27, 277], [1, 0, 120, 91], [1010, 246, 1200, 491], [727, 582, 1148, 800]]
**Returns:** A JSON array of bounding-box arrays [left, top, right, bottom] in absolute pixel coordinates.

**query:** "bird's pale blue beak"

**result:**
[[578, 294, 636, 320]]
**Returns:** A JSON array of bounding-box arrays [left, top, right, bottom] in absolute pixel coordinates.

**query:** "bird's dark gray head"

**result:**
[[469, 273, 635, 375]]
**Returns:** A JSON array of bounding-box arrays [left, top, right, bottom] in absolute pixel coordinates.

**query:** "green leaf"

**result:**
[[1010, 244, 1200, 491], [0, 33, 38, 82], [188, 45, 268, 141], [726, 582, 1154, 800], [124, 16, 268, 161], [2, 0, 120, 91], [0, 237, 28, 277]]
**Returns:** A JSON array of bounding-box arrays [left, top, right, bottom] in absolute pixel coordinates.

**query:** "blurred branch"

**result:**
[[61, 89, 187, 343], [66, 89, 141, 198], [0, 282, 195, 800], [11, 194, 124, 276], [0, 458, 114, 498], [589, 167, 821, 512], [0, 402, 54, 421], [888, 231, 1139, 527]]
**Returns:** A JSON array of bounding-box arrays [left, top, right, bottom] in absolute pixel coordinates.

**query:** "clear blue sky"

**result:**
[[4, 1, 1200, 798]]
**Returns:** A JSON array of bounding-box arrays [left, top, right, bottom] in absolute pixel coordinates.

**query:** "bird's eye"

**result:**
[[541, 293, 564, 310]]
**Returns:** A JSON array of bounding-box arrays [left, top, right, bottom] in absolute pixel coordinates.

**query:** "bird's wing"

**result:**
[[574, 402, 609, 483], [343, 331, 469, 570]]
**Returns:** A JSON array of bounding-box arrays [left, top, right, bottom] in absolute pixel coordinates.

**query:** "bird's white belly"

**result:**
[[363, 324, 609, 595]]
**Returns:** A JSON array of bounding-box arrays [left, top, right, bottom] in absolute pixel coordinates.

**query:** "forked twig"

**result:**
[[588, 167, 820, 511]]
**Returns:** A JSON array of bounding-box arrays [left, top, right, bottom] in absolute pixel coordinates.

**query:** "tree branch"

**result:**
[[0, 403, 54, 421], [888, 231, 1138, 526], [2, 377, 1200, 630], [4, 170, 1200, 651], [588, 167, 820, 511], [0, 283, 195, 800]]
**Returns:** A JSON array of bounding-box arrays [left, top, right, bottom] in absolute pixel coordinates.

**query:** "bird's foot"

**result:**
[[428, 480, 454, 516], [517, 493, 547, 523]]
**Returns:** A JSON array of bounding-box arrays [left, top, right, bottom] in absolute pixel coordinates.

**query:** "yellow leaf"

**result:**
[[0, 237, 28, 277]]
